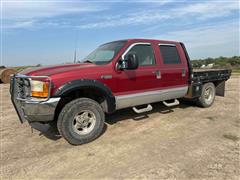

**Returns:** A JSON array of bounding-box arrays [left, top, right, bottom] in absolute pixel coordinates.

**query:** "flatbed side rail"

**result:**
[[192, 69, 231, 83]]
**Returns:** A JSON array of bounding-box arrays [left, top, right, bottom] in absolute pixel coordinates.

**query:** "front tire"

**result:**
[[197, 82, 216, 108], [57, 98, 105, 145]]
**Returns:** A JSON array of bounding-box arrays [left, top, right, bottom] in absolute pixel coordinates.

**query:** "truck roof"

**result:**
[[106, 38, 180, 44]]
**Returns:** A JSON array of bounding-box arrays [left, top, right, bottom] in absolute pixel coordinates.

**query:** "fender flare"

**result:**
[[53, 79, 116, 113]]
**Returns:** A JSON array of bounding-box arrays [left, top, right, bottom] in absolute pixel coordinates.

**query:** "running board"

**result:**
[[132, 104, 153, 114], [163, 99, 179, 107]]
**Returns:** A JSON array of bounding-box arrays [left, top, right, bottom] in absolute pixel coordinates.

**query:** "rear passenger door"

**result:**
[[157, 43, 189, 89]]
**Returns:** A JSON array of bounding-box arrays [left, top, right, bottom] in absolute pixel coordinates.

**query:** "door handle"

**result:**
[[153, 70, 161, 79], [182, 68, 186, 77]]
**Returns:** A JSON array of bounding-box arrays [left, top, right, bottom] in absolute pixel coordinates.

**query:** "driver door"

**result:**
[[115, 43, 161, 95]]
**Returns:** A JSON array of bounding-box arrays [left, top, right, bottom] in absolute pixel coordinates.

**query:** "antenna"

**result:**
[[73, 31, 78, 63], [73, 48, 77, 63]]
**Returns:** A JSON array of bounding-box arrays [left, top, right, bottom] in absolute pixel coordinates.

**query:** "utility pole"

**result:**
[[73, 31, 78, 63]]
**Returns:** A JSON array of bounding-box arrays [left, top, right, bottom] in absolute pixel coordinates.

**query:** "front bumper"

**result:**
[[10, 74, 60, 124], [17, 98, 60, 123]]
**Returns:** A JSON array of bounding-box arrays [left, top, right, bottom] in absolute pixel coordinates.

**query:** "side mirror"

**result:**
[[118, 53, 139, 70]]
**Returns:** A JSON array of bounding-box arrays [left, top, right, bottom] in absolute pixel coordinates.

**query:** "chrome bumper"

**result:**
[[10, 74, 60, 123]]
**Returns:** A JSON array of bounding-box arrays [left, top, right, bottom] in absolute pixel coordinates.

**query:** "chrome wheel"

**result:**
[[204, 87, 214, 104], [72, 110, 96, 135]]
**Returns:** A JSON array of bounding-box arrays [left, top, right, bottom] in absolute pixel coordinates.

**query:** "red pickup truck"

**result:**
[[10, 39, 231, 145]]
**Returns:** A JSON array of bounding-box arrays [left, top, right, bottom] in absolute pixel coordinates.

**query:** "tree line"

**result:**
[[191, 56, 240, 69]]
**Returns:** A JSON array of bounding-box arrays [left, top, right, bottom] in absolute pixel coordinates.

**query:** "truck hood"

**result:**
[[20, 63, 97, 76]]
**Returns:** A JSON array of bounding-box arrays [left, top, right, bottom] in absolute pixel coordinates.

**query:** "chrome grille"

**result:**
[[16, 79, 25, 98], [15, 77, 31, 100]]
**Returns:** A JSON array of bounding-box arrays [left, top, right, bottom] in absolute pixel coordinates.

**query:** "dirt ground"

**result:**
[[1, 76, 240, 179]]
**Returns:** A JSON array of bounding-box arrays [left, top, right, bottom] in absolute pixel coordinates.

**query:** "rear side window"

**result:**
[[159, 45, 181, 64]]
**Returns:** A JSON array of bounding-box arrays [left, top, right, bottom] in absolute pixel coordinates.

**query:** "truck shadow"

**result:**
[[40, 123, 108, 141], [106, 100, 196, 125], [39, 100, 196, 141]]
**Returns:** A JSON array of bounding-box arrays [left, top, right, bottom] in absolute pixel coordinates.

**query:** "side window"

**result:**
[[159, 45, 181, 64], [126, 44, 155, 66]]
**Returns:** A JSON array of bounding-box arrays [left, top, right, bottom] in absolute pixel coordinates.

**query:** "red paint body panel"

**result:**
[[21, 39, 189, 96]]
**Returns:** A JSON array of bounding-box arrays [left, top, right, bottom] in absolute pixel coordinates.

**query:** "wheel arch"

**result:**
[[53, 79, 116, 116]]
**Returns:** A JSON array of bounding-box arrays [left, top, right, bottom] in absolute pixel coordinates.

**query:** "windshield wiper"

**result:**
[[83, 60, 94, 64]]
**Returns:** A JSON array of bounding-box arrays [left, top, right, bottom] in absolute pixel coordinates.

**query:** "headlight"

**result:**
[[30, 80, 49, 98]]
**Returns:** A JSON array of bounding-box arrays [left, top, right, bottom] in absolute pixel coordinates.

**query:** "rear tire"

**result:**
[[197, 82, 216, 108], [57, 98, 105, 145]]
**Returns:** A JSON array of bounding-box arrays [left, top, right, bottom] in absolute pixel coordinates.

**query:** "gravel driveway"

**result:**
[[1, 76, 239, 179]]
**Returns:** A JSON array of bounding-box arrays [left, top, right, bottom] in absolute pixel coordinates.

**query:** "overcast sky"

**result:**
[[1, 0, 239, 66]]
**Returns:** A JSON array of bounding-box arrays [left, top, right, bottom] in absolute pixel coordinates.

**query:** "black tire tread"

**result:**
[[57, 98, 105, 145], [197, 82, 215, 108]]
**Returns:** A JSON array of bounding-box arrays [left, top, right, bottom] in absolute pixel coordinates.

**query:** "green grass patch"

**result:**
[[223, 134, 240, 142], [207, 116, 215, 121], [232, 69, 240, 74], [14, 66, 36, 72]]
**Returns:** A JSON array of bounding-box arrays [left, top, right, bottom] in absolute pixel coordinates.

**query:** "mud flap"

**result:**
[[216, 81, 225, 97]]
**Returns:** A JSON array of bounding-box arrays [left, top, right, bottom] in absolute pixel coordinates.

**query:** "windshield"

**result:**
[[83, 41, 126, 65]]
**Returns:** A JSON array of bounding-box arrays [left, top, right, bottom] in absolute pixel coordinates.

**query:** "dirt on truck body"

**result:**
[[1, 76, 240, 179]]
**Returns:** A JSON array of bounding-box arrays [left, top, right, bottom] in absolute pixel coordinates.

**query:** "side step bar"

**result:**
[[163, 99, 179, 107], [133, 104, 153, 114], [132, 99, 180, 114]]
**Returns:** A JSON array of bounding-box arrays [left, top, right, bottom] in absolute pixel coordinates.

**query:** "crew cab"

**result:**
[[10, 39, 231, 145]]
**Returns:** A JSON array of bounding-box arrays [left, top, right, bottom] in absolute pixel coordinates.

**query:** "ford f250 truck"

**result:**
[[10, 39, 231, 145]]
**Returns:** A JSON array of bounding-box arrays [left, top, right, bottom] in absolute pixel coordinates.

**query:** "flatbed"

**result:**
[[192, 69, 231, 82]]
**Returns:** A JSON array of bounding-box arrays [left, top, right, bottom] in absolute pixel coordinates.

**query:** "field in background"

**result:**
[[14, 65, 40, 72], [7, 56, 240, 74], [191, 56, 240, 74], [1, 76, 239, 179]]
